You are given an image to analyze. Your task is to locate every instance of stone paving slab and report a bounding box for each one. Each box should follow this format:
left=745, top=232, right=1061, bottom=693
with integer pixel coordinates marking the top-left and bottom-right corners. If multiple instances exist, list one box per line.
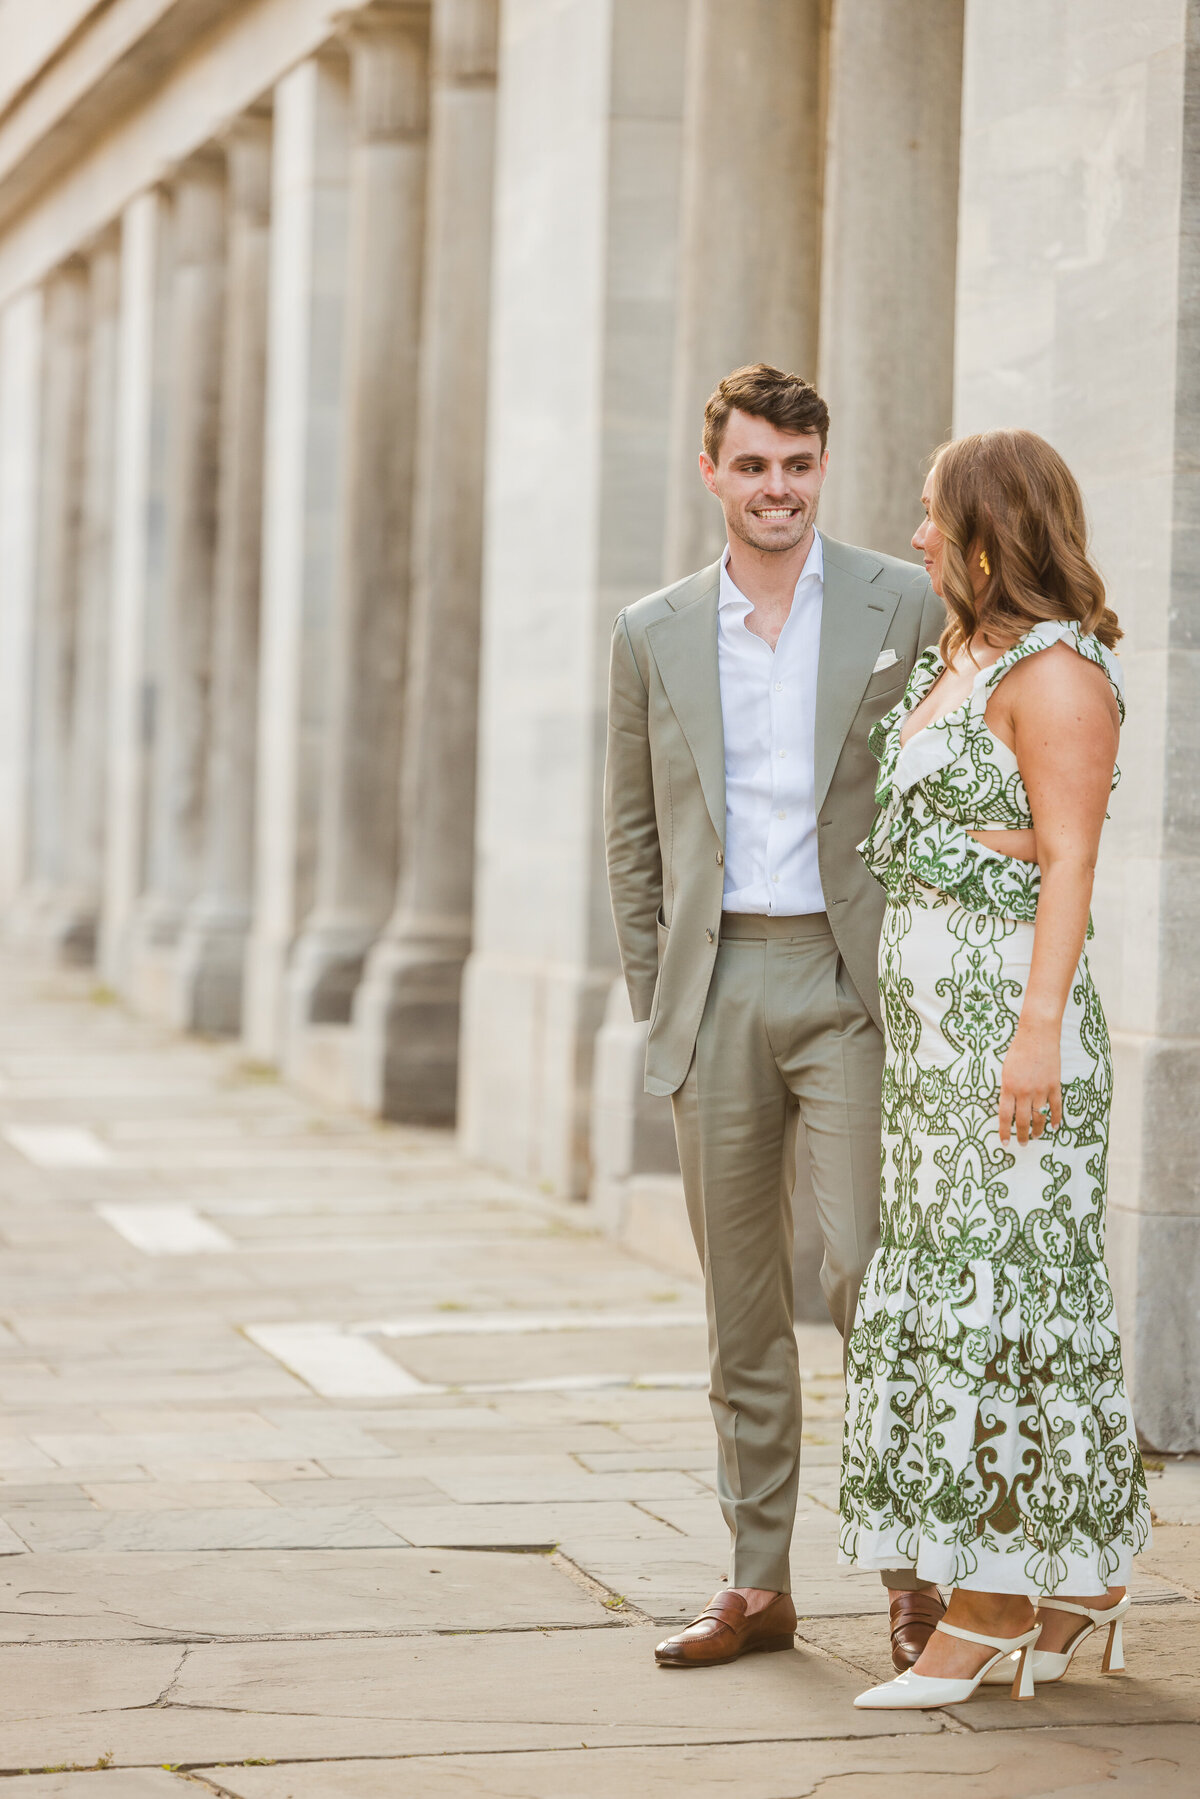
left=0, top=1629, right=935, bottom=1771
left=387, top=1326, right=711, bottom=1386
left=196, top=1723, right=1200, bottom=1798
left=248, top=1477, right=443, bottom=1507
left=0, top=1548, right=604, bottom=1641
left=346, top=1425, right=630, bottom=1458
left=391, top=1456, right=706, bottom=1505
left=376, top=1501, right=679, bottom=1546
left=7, top=1507, right=408, bottom=1553
left=78, top=1482, right=281, bottom=1512
left=1139, top=1525, right=1200, bottom=1597
left=27, top=1429, right=395, bottom=1468
left=563, top=1513, right=892, bottom=1624
left=572, top=1448, right=713, bottom=1472
left=1, top=1777, right=187, bottom=1797
left=0, top=1641, right=181, bottom=1721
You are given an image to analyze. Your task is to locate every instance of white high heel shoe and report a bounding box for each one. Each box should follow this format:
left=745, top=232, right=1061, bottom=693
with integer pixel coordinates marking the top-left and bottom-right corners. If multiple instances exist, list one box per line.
left=853, top=1618, right=1041, bottom=1709
left=981, top=1593, right=1130, bottom=1685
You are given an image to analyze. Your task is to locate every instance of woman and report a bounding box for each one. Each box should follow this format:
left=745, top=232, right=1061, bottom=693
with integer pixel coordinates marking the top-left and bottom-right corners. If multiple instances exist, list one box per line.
left=839, top=429, right=1152, bottom=1709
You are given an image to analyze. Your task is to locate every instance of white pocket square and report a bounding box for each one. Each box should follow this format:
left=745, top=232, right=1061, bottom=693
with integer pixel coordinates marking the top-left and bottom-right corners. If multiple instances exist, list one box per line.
left=872, top=648, right=899, bottom=673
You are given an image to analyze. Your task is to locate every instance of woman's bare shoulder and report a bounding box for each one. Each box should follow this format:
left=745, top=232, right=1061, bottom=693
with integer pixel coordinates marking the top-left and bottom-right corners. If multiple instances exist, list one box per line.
left=999, top=639, right=1120, bottom=725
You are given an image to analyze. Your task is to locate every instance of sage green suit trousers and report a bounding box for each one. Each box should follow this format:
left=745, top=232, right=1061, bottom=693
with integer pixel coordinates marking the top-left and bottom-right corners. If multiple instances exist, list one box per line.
left=671, top=911, right=922, bottom=1595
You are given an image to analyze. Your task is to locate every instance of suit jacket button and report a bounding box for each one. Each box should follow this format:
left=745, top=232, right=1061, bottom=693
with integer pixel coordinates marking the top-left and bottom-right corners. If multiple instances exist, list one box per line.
left=716, top=850, right=724, bottom=866
left=705, top=928, right=715, bottom=943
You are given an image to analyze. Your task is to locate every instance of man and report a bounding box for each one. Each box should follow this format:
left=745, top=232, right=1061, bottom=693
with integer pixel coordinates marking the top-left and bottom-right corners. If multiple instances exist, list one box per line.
left=604, top=364, right=945, bottom=1672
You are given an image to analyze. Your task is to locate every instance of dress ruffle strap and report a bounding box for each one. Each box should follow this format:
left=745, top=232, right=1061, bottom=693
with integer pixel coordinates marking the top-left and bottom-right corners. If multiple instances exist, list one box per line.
left=857, top=621, right=1122, bottom=923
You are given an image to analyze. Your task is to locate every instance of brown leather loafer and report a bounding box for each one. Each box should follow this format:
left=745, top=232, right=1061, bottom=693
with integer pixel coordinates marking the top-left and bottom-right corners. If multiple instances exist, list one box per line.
left=655, top=1590, right=797, bottom=1668
left=888, top=1589, right=946, bottom=1671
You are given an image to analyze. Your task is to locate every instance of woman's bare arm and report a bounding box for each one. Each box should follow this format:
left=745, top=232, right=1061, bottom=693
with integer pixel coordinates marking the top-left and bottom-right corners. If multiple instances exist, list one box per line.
left=993, top=644, right=1120, bottom=1144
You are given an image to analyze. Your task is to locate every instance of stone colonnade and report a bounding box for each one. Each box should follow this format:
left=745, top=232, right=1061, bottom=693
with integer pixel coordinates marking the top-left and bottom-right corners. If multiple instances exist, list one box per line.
left=0, top=0, right=1195, bottom=1446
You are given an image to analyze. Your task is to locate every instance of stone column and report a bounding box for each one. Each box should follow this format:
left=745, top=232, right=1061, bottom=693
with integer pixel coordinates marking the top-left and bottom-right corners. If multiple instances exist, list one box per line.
left=175, top=116, right=272, bottom=1033
left=603, top=0, right=824, bottom=1246
left=52, top=230, right=121, bottom=963
left=125, top=152, right=226, bottom=1018
left=0, top=290, right=43, bottom=910
left=353, top=0, right=498, bottom=1123
left=816, top=0, right=964, bottom=559
left=953, top=0, right=1199, bottom=1449
left=662, top=0, right=824, bottom=581
left=458, top=0, right=687, bottom=1197
left=243, top=53, right=350, bottom=1062
left=17, top=261, right=89, bottom=941
left=99, top=188, right=175, bottom=988
left=285, top=3, right=431, bottom=1055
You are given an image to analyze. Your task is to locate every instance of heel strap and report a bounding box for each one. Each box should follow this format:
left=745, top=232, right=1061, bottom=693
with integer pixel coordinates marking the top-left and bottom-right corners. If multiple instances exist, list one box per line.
left=1039, top=1595, right=1128, bottom=1622
left=935, top=1620, right=1039, bottom=1650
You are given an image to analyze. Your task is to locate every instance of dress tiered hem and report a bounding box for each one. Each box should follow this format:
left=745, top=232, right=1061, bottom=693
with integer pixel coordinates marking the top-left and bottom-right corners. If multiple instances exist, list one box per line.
left=836, top=1527, right=1136, bottom=1599
left=840, top=1243, right=1152, bottom=1598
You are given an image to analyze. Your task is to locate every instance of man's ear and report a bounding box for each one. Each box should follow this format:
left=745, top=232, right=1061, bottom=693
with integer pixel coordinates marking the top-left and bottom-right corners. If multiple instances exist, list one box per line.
left=699, top=451, right=719, bottom=497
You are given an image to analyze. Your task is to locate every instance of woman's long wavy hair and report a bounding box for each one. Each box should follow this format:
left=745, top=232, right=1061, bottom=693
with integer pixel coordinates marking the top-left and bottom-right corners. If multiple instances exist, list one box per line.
left=929, top=429, right=1121, bottom=664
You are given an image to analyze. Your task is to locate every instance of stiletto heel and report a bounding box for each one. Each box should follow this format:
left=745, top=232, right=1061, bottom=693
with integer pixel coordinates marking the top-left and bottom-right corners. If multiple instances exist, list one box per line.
left=1102, top=1614, right=1124, bottom=1673
left=854, top=1619, right=1041, bottom=1710
left=982, top=1593, right=1131, bottom=1685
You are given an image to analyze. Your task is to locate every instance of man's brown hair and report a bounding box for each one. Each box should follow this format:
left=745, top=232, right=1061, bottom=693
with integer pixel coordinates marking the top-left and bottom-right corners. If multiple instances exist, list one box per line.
left=702, top=363, right=830, bottom=463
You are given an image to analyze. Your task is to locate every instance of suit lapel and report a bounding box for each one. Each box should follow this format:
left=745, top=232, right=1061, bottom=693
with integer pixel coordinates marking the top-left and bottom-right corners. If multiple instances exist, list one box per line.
left=813, top=539, right=902, bottom=812
left=645, top=565, right=725, bottom=842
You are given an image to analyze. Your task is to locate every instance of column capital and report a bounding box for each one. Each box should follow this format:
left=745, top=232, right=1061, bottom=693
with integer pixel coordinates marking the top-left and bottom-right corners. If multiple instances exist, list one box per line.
left=169, top=148, right=227, bottom=264
left=218, top=113, right=272, bottom=223
left=336, top=1, right=431, bottom=141
left=433, top=0, right=498, bottom=85
left=47, top=250, right=89, bottom=286
left=81, top=219, right=121, bottom=267
left=86, top=228, right=121, bottom=309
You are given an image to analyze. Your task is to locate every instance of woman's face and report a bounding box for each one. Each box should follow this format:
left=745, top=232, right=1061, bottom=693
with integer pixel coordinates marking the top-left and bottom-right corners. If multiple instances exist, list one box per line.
left=912, top=470, right=946, bottom=595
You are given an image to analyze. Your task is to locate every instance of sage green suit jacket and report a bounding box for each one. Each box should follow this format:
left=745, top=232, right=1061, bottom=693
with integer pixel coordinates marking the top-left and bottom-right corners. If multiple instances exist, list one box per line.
left=604, top=535, right=945, bottom=1097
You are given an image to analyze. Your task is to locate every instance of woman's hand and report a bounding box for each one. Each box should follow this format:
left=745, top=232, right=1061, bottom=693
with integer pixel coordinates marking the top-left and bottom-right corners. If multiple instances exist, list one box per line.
left=998, top=1020, right=1062, bottom=1144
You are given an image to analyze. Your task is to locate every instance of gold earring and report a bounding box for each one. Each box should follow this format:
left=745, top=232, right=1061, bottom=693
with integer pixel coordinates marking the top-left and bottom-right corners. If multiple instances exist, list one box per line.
left=979, top=549, right=991, bottom=576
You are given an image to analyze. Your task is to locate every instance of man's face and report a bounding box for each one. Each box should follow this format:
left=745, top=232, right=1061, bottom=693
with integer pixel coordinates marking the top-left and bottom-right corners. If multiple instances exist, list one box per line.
left=699, top=411, right=828, bottom=553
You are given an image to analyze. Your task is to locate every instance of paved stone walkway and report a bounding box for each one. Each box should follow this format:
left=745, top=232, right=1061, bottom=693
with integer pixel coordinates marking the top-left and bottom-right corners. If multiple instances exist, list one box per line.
left=0, top=956, right=1195, bottom=1797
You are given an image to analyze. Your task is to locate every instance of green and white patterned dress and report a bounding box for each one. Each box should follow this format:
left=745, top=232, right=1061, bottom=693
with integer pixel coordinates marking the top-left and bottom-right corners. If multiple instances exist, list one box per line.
left=839, top=620, right=1151, bottom=1595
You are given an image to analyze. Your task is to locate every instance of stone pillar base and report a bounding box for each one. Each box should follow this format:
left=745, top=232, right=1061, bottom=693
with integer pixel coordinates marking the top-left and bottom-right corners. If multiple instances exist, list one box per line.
left=353, top=932, right=466, bottom=1124
left=172, top=904, right=250, bottom=1035
left=1109, top=1032, right=1200, bottom=1452
left=459, top=951, right=613, bottom=1199
left=588, top=979, right=678, bottom=1236
left=122, top=896, right=185, bottom=1019
left=41, top=902, right=98, bottom=968
left=241, top=927, right=293, bottom=1063
left=285, top=917, right=378, bottom=1031
left=5, top=885, right=98, bottom=967
left=283, top=1022, right=358, bottom=1110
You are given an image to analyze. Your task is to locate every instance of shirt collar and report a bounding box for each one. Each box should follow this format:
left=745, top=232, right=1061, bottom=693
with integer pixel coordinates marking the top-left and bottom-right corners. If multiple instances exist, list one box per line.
left=719, top=529, right=824, bottom=612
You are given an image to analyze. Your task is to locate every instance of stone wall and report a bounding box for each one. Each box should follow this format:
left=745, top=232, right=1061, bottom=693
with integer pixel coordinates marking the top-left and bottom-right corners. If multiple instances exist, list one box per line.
left=955, top=0, right=1200, bottom=1448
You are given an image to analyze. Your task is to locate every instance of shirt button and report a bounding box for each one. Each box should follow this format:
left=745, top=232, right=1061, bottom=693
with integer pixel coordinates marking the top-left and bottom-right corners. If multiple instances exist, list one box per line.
left=777, top=810, right=786, bottom=819
left=775, top=682, right=783, bottom=692
left=705, top=928, right=715, bottom=943
left=778, top=749, right=786, bottom=759
left=772, top=874, right=780, bottom=884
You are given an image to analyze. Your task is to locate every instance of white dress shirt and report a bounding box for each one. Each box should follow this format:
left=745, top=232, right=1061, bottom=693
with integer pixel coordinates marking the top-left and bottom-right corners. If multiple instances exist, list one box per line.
left=718, top=532, right=825, bottom=915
